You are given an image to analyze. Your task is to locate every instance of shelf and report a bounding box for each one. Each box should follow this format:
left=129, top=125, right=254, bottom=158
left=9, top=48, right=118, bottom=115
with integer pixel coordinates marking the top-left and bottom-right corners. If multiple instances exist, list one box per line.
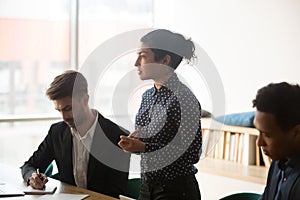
left=201, top=118, right=259, bottom=136
left=199, top=117, right=270, bottom=185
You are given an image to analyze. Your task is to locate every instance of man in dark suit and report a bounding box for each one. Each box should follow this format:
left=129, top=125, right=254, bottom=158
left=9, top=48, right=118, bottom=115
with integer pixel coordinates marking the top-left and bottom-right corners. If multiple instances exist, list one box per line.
left=253, top=82, right=300, bottom=200
left=21, top=70, right=130, bottom=198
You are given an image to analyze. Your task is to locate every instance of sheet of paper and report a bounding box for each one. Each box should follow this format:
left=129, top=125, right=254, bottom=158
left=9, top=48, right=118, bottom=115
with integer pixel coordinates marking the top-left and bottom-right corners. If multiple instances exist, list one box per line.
left=23, top=184, right=57, bottom=194
left=119, top=195, right=136, bottom=200
left=0, top=182, right=25, bottom=197
left=37, top=193, right=89, bottom=200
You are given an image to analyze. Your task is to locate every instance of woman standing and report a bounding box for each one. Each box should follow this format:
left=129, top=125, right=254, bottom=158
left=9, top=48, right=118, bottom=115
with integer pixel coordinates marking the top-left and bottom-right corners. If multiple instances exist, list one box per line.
left=119, top=29, right=202, bottom=200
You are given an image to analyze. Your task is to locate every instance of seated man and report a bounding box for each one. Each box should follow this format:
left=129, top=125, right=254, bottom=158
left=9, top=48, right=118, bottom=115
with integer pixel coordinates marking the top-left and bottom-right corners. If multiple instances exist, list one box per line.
left=21, top=70, right=130, bottom=198
left=253, top=82, right=300, bottom=200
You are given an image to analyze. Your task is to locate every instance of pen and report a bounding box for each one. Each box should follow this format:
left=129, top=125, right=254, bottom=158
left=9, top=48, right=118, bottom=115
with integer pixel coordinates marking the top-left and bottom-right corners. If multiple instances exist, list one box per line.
left=36, top=168, right=46, bottom=189
left=36, top=168, right=44, bottom=181
left=36, top=168, right=42, bottom=178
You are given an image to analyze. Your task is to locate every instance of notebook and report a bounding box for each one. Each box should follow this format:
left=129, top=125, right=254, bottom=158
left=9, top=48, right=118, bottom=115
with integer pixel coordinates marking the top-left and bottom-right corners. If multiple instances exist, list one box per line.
left=23, top=184, right=57, bottom=194
left=37, top=193, right=89, bottom=200
left=0, top=182, right=25, bottom=197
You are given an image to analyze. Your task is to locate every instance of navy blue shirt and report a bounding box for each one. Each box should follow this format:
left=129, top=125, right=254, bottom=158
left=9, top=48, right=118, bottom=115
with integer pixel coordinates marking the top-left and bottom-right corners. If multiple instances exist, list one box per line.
left=135, top=73, right=202, bottom=182
left=260, top=152, right=300, bottom=200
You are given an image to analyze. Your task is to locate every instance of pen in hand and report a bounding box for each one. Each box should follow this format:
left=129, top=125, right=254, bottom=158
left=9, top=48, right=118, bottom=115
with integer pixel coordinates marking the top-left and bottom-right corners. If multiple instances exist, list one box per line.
left=37, top=168, right=46, bottom=189
left=29, top=168, right=48, bottom=190
left=36, top=168, right=41, bottom=177
left=36, top=168, right=42, bottom=180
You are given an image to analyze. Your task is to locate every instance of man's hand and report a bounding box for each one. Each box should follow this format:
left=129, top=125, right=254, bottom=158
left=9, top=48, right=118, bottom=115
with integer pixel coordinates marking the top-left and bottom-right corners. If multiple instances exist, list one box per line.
left=29, top=171, right=48, bottom=190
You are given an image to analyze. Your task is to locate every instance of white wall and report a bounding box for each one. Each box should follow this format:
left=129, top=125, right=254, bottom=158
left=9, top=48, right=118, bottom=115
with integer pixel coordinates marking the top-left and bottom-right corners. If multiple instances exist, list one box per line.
left=153, top=0, right=300, bottom=113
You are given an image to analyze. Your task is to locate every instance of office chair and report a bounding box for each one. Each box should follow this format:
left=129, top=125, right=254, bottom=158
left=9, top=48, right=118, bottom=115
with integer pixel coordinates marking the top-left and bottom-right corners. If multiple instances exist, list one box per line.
left=44, top=163, right=53, bottom=177
left=125, top=178, right=142, bottom=199
left=44, top=162, right=59, bottom=180
left=219, top=192, right=261, bottom=200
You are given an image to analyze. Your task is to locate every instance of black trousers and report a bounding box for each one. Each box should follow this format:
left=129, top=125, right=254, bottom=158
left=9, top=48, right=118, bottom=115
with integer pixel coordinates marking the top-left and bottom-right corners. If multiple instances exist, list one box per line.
left=138, top=174, right=201, bottom=200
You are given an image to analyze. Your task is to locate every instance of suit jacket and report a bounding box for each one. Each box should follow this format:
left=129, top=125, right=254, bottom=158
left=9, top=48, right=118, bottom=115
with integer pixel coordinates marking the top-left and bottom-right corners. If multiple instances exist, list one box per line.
left=21, top=112, right=130, bottom=198
left=260, top=155, right=300, bottom=200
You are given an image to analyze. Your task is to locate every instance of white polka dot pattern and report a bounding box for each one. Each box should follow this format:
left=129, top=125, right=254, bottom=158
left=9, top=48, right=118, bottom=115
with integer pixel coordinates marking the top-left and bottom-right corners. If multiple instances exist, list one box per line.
left=136, top=73, right=202, bottom=182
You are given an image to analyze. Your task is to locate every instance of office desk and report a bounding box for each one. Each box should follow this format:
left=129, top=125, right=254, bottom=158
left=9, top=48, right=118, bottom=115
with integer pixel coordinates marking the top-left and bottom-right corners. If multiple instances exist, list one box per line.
left=0, top=163, right=118, bottom=200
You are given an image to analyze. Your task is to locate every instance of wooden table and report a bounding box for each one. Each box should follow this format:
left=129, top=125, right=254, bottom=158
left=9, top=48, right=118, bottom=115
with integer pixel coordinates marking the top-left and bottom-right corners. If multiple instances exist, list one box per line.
left=0, top=163, right=118, bottom=200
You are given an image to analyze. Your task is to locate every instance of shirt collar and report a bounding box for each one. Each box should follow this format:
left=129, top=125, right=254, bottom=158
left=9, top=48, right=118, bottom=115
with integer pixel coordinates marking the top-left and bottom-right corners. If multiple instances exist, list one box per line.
left=164, top=73, right=180, bottom=89
left=285, top=151, right=300, bottom=169
left=84, top=110, right=98, bottom=140
left=278, top=159, right=288, bottom=170
left=150, top=73, right=180, bottom=96
left=71, top=110, right=98, bottom=140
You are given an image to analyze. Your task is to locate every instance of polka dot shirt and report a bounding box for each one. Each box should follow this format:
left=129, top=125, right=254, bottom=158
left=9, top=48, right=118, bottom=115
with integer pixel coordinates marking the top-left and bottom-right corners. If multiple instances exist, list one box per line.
left=136, top=73, right=202, bottom=182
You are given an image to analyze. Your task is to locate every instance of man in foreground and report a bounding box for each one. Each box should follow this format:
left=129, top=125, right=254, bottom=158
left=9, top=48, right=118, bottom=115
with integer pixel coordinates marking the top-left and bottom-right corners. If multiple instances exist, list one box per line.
left=253, top=82, right=300, bottom=200
left=21, top=70, right=130, bottom=198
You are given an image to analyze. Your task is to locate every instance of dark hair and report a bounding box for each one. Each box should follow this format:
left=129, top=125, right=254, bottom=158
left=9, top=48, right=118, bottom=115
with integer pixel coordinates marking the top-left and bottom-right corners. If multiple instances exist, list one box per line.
left=253, top=82, right=300, bottom=131
left=46, top=70, right=88, bottom=100
left=140, top=29, right=196, bottom=69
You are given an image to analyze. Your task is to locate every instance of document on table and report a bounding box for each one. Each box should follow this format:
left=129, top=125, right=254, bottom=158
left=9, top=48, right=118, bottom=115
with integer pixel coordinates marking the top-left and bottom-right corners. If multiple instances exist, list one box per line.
left=0, top=182, right=25, bottom=197
left=37, top=193, right=89, bottom=200
left=119, top=195, right=136, bottom=200
left=23, top=184, right=57, bottom=194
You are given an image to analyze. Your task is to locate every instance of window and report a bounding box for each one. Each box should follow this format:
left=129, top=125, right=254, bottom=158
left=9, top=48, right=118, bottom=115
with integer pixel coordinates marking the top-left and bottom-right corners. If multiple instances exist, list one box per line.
left=0, top=0, right=153, bottom=167
left=0, top=0, right=71, bottom=116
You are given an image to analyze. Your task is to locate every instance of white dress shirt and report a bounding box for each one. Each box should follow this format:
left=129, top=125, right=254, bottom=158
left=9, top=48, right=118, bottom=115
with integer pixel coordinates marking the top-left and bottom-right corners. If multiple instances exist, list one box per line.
left=70, top=111, right=98, bottom=188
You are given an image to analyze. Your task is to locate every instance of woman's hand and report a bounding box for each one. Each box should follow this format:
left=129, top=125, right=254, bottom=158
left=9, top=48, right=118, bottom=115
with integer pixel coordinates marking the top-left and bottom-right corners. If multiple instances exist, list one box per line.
left=118, top=131, right=145, bottom=153
left=128, top=130, right=140, bottom=139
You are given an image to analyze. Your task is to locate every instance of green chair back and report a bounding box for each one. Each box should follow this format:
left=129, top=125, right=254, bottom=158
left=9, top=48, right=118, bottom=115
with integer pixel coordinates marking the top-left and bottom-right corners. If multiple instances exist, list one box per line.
left=219, top=192, right=261, bottom=200
left=44, top=162, right=59, bottom=179
left=125, top=178, right=142, bottom=199
left=44, top=163, right=53, bottom=177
